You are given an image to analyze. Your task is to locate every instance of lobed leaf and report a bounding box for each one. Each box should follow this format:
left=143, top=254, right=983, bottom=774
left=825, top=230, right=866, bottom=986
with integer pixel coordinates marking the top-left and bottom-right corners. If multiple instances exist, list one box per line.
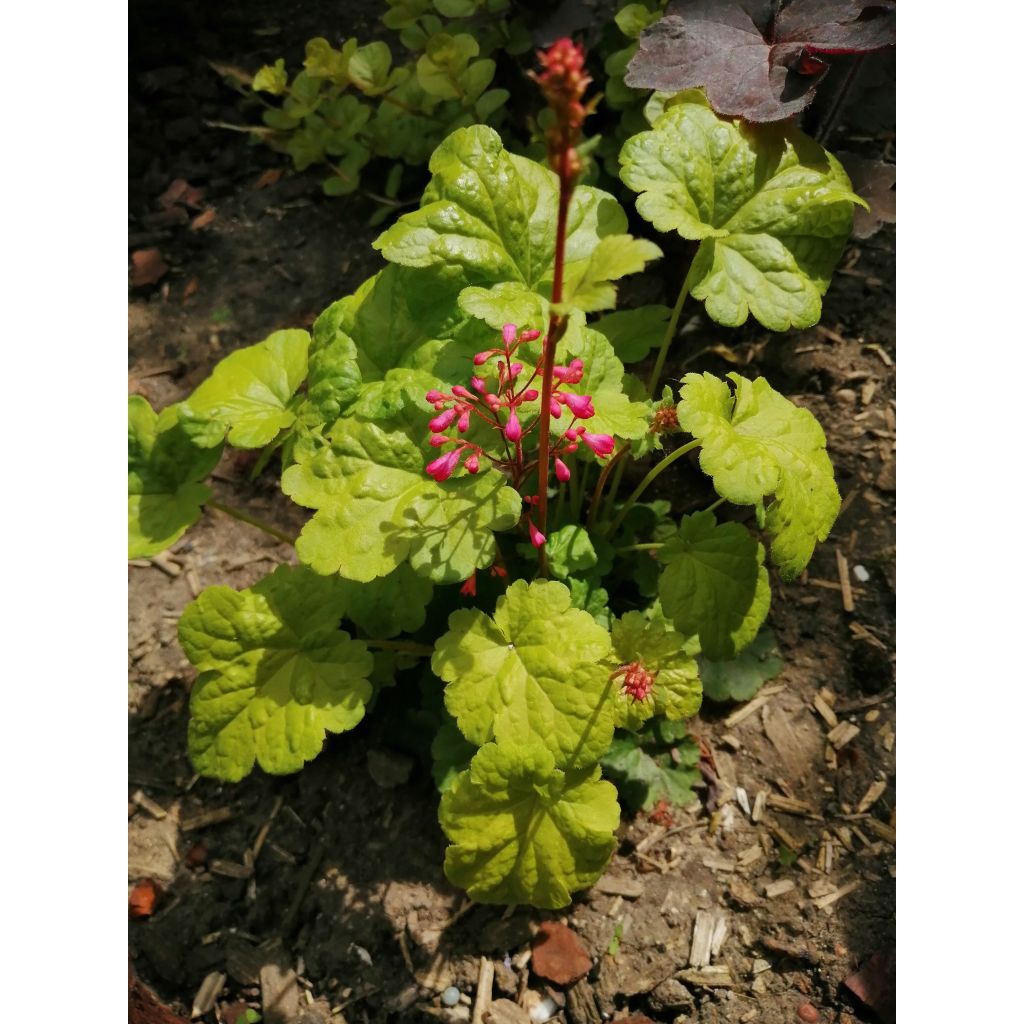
left=433, top=580, right=615, bottom=769
left=601, top=733, right=700, bottom=812
left=677, top=372, right=840, bottom=578
left=180, top=565, right=374, bottom=781
left=700, top=628, right=783, bottom=702
left=128, top=397, right=223, bottom=558
left=619, top=103, right=865, bottom=331
left=439, top=740, right=619, bottom=907
left=591, top=305, right=671, bottom=364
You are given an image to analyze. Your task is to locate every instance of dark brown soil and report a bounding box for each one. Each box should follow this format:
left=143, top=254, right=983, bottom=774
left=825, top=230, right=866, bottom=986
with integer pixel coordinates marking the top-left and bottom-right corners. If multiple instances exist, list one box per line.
left=129, top=5, right=895, bottom=1023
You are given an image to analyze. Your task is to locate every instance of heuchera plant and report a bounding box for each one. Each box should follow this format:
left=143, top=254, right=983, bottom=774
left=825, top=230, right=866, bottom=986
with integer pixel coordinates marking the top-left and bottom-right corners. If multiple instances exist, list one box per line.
left=128, top=38, right=866, bottom=908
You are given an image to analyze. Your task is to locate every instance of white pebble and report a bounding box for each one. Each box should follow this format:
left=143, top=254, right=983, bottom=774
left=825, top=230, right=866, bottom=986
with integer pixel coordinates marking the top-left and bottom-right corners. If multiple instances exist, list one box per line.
left=441, top=986, right=461, bottom=1007
left=530, top=996, right=559, bottom=1023
left=852, top=564, right=870, bottom=582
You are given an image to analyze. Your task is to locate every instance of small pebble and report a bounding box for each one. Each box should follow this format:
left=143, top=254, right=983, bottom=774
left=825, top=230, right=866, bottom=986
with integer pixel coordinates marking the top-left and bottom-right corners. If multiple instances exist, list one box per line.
left=441, top=986, right=461, bottom=1007
left=835, top=388, right=857, bottom=406
left=797, top=1002, right=820, bottom=1023
left=530, top=996, right=558, bottom=1023
left=852, top=564, right=870, bottom=582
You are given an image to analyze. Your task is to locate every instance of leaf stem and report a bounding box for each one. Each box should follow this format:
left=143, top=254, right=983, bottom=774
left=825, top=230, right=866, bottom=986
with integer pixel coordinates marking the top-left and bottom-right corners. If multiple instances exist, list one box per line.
left=206, top=500, right=296, bottom=546
left=646, top=264, right=694, bottom=396
left=604, top=440, right=700, bottom=539
left=704, top=496, right=726, bottom=514
left=363, top=639, right=434, bottom=656
left=587, top=443, right=630, bottom=531
left=616, top=542, right=663, bottom=554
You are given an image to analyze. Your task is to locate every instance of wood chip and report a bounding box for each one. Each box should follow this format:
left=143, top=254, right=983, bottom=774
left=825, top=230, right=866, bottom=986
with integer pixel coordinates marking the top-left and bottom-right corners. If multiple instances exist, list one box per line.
left=724, top=684, right=785, bottom=728
left=132, top=789, right=167, bottom=820
left=594, top=875, right=644, bottom=899
left=865, top=819, right=896, bottom=845
left=751, top=791, right=767, bottom=823
left=210, top=858, right=254, bottom=880
left=690, top=910, right=727, bottom=967
left=764, top=879, right=795, bottom=899
left=149, top=551, right=182, bottom=577
left=766, top=794, right=822, bottom=819
left=812, top=694, right=839, bottom=729
left=676, top=966, right=734, bottom=988
left=835, top=549, right=854, bottom=613
left=813, top=880, right=860, bottom=909
left=484, top=999, right=531, bottom=1024
left=192, top=971, right=225, bottom=1018
left=856, top=779, right=888, bottom=815
left=702, top=855, right=736, bottom=873
left=181, top=807, right=233, bottom=832
left=827, top=721, right=861, bottom=749
left=472, top=956, right=494, bottom=1024
left=721, top=733, right=742, bottom=751
left=809, top=879, right=836, bottom=899
left=260, top=945, right=301, bottom=1023
left=738, top=844, right=762, bottom=867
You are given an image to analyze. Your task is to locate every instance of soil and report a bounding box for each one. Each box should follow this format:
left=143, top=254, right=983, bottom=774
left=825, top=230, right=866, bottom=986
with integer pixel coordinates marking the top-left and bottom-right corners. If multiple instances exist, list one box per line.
left=129, top=5, right=896, bottom=1023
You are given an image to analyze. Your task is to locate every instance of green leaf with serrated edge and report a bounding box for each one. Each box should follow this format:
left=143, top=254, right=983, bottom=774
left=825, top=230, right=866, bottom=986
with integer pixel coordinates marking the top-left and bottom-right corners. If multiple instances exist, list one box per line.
left=458, top=282, right=549, bottom=332
left=128, top=398, right=223, bottom=558
left=433, top=579, right=615, bottom=768
left=180, top=329, right=310, bottom=448
left=620, top=103, right=866, bottom=330
left=351, top=368, right=443, bottom=421
left=406, top=472, right=521, bottom=584
left=180, top=565, right=373, bottom=781
left=439, top=740, right=619, bottom=907
left=601, top=734, right=699, bottom=812
left=700, top=628, right=783, bottom=703
left=658, top=511, right=770, bottom=660
left=609, top=612, right=702, bottom=732
left=373, top=126, right=642, bottom=307
left=337, top=565, right=434, bottom=639
left=298, top=304, right=361, bottom=426
left=677, top=372, right=840, bottom=579
left=562, top=235, right=662, bottom=313
left=545, top=525, right=599, bottom=580
left=567, top=576, right=611, bottom=629
left=591, top=305, right=671, bottom=364
left=431, top=717, right=476, bottom=793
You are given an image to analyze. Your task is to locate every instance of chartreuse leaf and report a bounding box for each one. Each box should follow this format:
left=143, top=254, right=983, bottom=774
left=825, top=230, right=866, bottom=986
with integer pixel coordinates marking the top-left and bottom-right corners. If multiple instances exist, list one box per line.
left=298, top=303, right=362, bottom=427
left=591, top=305, right=671, bottom=364
left=180, top=330, right=310, bottom=448
left=433, top=580, right=616, bottom=769
left=373, top=126, right=652, bottom=307
left=439, top=740, right=619, bottom=907
left=458, top=282, right=548, bottom=333
left=180, top=565, right=373, bottom=781
left=658, top=511, right=770, bottom=660
left=701, top=628, right=783, bottom=703
left=619, top=103, right=866, bottom=330
left=677, top=372, right=840, bottom=578
left=282, top=418, right=520, bottom=583
left=253, top=58, right=288, bottom=95
left=567, top=576, right=611, bottom=629
left=601, top=733, right=700, bottom=812
left=337, top=564, right=433, bottom=639
left=128, top=397, right=223, bottom=558
left=562, top=235, right=663, bottom=313
left=431, top=718, right=476, bottom=793
left=545, top=525, right=599, bottom=580
left=609, top=612, right=702, bottom=731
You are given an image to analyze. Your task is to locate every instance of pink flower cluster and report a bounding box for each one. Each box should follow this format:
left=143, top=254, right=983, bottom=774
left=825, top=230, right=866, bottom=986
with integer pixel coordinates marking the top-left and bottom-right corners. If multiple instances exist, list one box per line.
left=423, top=322, right=615, bottom=548
left=611, top=661, right=657, bottom=704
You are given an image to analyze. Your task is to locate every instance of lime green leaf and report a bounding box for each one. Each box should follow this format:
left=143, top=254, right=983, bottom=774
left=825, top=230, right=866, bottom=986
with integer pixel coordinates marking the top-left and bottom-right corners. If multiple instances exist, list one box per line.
left=591, top=305, right=671, bottom=364
left=431, top=718, right=476, bottom=793
left=180, top=330, right=310, bottom=448
left=439, top=740, right=619, bottom=907
left=433, top=580, right=615, bottom=768
left=615, top=3, right=658, bottom=38
left=253, top=58, right=287, bottom=95
left=338, top=564, right=434, bottom=639
left=303, top=37, right=352, bottom=83
left=349, top=42, right=394, bottom=95
left=299, top=305, right=361, bottom=426
left=677, top=371, right=840, bottom=578
left=609, top=612, right=702, bottom=731
left=700, top=628, right=783, bottom=703
left=562, top=235, right=662, bottom=313
left=620, top=103, right=865, bottom=330
left=567, top=576, right=611, bottom=629
left=180, top=565, right=374, bottom=781
left=458, top=282, right=549, bottom=332
left=601, top=734, right=699, bottom=812
left=434, top=0, right=477, bottom=15
left=373, top=126, right=640, bottom=307
left=417, top=33, right=479, bottom=98
left=545, top=525, right=599, bottom=580
left=406, top=472, right=521, bottom=584
left=128, top=398, right=223, bottom=558
left=658, top=511, right=770, bottom=660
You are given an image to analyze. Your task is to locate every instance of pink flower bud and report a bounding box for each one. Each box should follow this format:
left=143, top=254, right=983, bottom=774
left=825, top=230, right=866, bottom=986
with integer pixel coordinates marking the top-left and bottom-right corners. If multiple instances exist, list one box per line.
left=565, top=427, right=580, bottom=441
left=549, top=399, right=562, bottom=418
left=425, top=448, right=463, bottom=482
left=458, top=411, right=471, bottom=433
left=470, top=376, right=487, bottom=393
left=474, top=350, right=495, bottom=365
left=563, top=393, right=595, bottom=419
left=581, top=431, right=614, bottom=457
left=554, top=457, right=571, bottom=482
left=451, top=385, right=471, bottom=399
left=465, top=454, right=480, bottom=474
left=522, top=389, right=539, bottom=402
left=429, top=408, right=457, bottom=432
left=520, top=329, right=542, bottom=342
left=429, top=434, right=449, bottom=447
left=486, top=395, right=501, bottom=411
left=509, top=362, right=523, bottom=377
left=552, top=365, right=571, bottom=381
left=529, top=519, right=546, bottom=548
left=502, top=323, right=518, bottom=347
left=425, top=390, right=446, bottom=404
left=505, top=408, right=522, bottom=442
left=565, top=442, right=579, bottom=453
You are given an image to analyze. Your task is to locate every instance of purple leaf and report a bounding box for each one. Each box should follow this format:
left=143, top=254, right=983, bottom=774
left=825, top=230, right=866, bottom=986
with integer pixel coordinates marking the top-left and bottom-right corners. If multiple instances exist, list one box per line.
left=626, top=0, right=895, bottom=123
left=836, top=152, right=895, bottom=239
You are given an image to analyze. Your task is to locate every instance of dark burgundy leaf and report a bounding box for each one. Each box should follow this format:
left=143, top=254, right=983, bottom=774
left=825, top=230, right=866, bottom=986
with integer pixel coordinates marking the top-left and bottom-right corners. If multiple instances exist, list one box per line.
left=837, top=152, right=895, bottom=239
left=626, top=0, right=895, bottom=123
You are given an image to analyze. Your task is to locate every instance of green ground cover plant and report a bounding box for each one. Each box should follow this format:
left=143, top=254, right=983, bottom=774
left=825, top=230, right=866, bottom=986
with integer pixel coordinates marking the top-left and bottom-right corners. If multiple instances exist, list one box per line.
left=129, top=36, right=866, bottom=908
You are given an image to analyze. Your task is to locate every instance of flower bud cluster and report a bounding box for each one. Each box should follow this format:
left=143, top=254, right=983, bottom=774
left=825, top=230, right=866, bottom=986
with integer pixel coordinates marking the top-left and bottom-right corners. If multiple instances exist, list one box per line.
left=611, top=660, right=657, bottom=704
left=423, top=321, right=615, bottom=549
left=534, top=37, right=594, bottom=180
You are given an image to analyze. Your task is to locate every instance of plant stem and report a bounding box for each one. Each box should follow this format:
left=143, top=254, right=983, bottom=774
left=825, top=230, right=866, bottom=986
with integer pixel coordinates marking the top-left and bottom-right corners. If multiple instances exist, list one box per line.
left=602, top=455, right=629, bottom=525
left=616, top=542, right=664, bottom=554
left=363, top=639, right=434, bottom=656
left=206, top=500, right=296, bottom=546
left=646, top=265, right=694, bottom=396
left=704, top=496, right=726, bottom=514
left=604, top=440, right=700, bottom=539
left=587, top=443, right=630, bottom=531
